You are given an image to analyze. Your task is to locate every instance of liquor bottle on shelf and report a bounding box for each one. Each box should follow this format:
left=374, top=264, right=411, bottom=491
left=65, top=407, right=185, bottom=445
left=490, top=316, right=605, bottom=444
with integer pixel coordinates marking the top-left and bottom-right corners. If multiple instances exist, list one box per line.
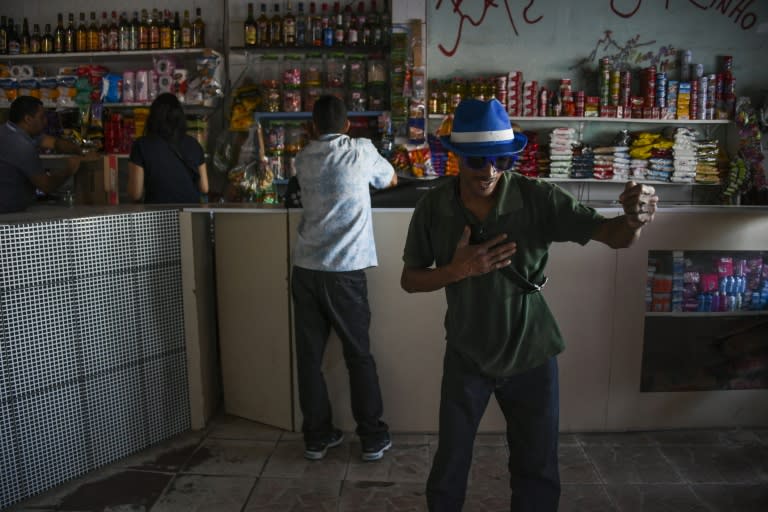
left=192, top=7, right=205, bottom=48
left=347, top=4, right=358, bottom=46
left=380, top=0, right=391, bottom=47
left=283, top=1, right=296, bottom=47
left=20, top=18, right=30, bottom=54
left=98, top=12, right=109, bottom=51
left=149, top=9, right=160, bottom=50
left=321, top=3, right=332, bottom=47
left=171, top=11, right=182, bottom=49
left=368, top=0, right=382, bottom=47
left=108, top=11, right=119, bottom=51
left=256, top=3, right=269, bottom=47
left=7, top=19, right=20, bottom=55
left=53, top=14, right=65, bottom=53
left=87, top=12, right=99, bottom=52
left=356, top=1, right=368, bottom=46
left=181, top=9, right=192, bottom=48
left=129, top=11, right=140, bottom=51
left=244, top=3, right=257, bottom=47
left=333, top=2, right=344, bottom=47
left=342, top=3, right=354, bottom=45
left=309, top=2, right=321, bottom=47
left=76, top=13, right=87, bottom=52
left=41, top=23, right=54, bottom=53
left=159, top=10, right=172, bottom=49
left=30, top=23, right=41, bottom=54
left=138, top=9, right=150, bottom=50
left=269, top=3, right=282, bottom=48
left=295, top=2, right=306, bottom=47
left=65, top=13, right=76, bottom=53
left=0, top=16, right=7, bottom=55
left=119, top=12, right=131, bottom=51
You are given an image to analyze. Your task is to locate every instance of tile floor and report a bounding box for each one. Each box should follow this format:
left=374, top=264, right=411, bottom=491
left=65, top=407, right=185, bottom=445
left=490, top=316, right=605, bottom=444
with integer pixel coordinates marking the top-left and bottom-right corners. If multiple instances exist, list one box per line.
left=6, top=414, right=768, bottom=512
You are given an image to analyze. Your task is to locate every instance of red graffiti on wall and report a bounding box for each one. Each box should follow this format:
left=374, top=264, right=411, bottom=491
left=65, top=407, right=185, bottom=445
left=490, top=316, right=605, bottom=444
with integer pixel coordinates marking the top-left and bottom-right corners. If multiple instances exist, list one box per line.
left=610, top=0, right=758, bottom=30
left=435, top=0, right=543, bottom=57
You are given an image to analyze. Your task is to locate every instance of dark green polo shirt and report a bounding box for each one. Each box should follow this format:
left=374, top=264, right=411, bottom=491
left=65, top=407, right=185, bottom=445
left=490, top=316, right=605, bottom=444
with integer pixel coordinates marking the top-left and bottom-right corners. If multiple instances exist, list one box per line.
left=403, top=172, right=605, bottom=377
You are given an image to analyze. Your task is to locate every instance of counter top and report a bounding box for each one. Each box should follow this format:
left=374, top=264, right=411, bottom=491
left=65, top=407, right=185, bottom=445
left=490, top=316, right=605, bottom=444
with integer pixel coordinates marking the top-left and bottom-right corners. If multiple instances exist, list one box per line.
left=0, top=204, right=182, bottom=224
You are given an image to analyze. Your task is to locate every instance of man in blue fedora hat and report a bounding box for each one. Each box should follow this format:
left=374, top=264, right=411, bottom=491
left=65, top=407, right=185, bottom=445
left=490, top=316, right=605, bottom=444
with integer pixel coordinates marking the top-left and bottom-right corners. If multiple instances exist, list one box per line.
left=400, top=98, right=658, bottom=511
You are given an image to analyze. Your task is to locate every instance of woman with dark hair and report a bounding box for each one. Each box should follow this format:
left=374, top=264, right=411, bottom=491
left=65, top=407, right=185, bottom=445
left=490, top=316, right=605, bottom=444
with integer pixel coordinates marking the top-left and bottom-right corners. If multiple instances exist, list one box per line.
left=127, top=93, right=209, bottom=203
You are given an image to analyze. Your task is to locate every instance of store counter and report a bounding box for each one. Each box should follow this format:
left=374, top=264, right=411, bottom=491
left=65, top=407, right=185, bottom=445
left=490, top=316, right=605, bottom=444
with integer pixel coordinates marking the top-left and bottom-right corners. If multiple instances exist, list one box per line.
left=181, top=204, right=768, bottom=434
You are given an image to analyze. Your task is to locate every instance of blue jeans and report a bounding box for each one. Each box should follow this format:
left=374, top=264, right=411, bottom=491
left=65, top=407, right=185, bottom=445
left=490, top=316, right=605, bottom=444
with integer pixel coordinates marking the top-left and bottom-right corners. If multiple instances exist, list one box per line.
left=427, top=347, right=560, bottom=512
left=291, top=266, right=389, bottom=444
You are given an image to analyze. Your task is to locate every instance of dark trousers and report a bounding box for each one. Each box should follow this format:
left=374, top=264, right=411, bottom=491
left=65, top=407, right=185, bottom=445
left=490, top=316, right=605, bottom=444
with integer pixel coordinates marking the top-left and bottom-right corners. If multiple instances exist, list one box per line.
left=426, top=347, right=560, bottom=512
left=291, top=266, right=388, bottom=444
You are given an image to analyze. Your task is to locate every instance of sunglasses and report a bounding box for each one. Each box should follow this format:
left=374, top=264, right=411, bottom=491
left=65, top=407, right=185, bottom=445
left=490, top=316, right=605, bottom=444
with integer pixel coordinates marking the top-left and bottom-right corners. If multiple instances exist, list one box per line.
left=461, top=155, right=516, bottom=171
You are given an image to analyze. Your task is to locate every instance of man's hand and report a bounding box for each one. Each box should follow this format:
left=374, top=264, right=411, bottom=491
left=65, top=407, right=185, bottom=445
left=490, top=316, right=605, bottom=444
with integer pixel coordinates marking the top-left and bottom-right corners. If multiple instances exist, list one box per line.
left=619, top=181, right=659, bottom=229
left=451, top=226, right=517, bottom=280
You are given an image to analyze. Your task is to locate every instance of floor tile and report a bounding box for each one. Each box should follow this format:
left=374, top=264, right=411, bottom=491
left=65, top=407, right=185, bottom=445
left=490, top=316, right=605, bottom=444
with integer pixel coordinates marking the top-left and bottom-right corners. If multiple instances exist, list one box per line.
left=584, top=446, right=682, bottom=484
left=691, top=483, right=768, bottom=512
left=117, top=431, right=205, bottom=472
left=206, top=414, right=284, bottom=442
left=347, top=444, right=430, bottom=483
left=243, top=477, right=341, bottom=511
left=261, top=439, right=350, bottom=480
left=606, top=484, right=709, bottom=512
left=180, top=438, right=275, bottom=476
left=577, top=432, right=657, bottom=447
left=54, top=470, right=172, bottom=511
left=559, top=484, right=617, bottom=512
left=6, top=466, right=120, bottom=509
left=661, top=445, right=766, bottom=483
left=752, top=429, right=768, bottom=444
left=466, top=444, right=508, bottom=485
left=560, top=433, right=581, bottom=446
left=150, top=474, right=255, bottom=512
left=338, top=481, right=426, bottom=512
left=560, top=445, right=601, bottom=484
left=650, top=428, right=762, bottom=446
left=464, top=479, right=510, bottom=512
left=390, top=433, right=432, bottom=446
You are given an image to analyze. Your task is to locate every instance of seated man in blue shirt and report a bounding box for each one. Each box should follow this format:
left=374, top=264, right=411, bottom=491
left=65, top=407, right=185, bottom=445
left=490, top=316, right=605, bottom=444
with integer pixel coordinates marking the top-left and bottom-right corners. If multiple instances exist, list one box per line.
left=0, top=95, right=83, bottom=214
left=291, top=95, right=397, bottom=462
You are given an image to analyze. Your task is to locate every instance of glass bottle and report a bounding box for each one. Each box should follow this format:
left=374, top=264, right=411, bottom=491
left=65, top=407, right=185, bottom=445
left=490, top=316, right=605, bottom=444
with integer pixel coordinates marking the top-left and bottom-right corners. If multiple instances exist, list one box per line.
left=368, top=0, right=381, bottom=47
left=149, top=9, right=160, bottom=50
left=53, top=14, right=65, bottom=53
left=309, top=2, right=321, bottom=47
left=282, top=1, right=296, bottom=47
left=7, top=19, right=20, bottom=55
left=346, top=4, right=358, bottom=46
left=295, top=2, right=306, bottom=47
left=30, top=23, right=41, bottom=54
left=0, top=16, right=6, bottom=55
left=98, top=12, right=109, bottom=51
left=321, top=3, right=332, bottom=47
left=20, top=18, right=30, bottom=54
left=41, top=23, right=54, bottom=53
left=333, top=2, right=344, bottom=46
left=269, top=3, right=282, bottom=48
left=357, top=2, right=369, bottom=46
left=65, top=13, right=76, bottom=53
left=192, top=7, right=205, bottom=48
left=119, top=12, right=131, bottom=51
left=380, top=0, right=391, bottom=47
left=171, top=11, right=181, bottom=49
left=87, top=12, right=99, bottom=51
left=138, top=9, right=149, bottom=50
left=76, top=13, right=87, bottom=52
left=159, top=10, right=172, bottom=49
left=244, top=3, right=257, bottom=47
left=108, top=11, right=119, bottom=51
left=129, top=11, right=140, bottom=51
left=256, top=3, right=269, bottom=47
left=181, top=9, right=192, bottom=48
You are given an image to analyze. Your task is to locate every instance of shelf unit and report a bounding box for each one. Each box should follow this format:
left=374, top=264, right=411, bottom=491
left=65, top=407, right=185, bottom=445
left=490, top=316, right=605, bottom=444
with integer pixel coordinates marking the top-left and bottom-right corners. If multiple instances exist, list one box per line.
left=2, top=48, right=212, bottom=61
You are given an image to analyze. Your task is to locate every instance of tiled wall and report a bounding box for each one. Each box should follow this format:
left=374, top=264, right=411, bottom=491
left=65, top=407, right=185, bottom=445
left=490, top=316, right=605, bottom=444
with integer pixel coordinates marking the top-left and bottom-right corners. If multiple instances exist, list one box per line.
left=0, top=210, right=190, bottom=509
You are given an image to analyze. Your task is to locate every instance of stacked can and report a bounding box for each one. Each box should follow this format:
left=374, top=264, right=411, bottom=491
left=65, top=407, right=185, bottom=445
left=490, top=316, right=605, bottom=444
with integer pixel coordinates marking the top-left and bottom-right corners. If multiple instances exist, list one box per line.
left=705, top=74, right=716, bottom=120
left=690, top=79, right=699, bottom=120
left=506, top=71, right=522, bottom=116
left=697, top=75, right=708, bottom=120
left=655, top=71, right=667, bottom=111
left=599, top=58, right=611, bottom=107
left=609, top=69, right=620, bottom=107
left=538, top=88, right=549, bottom=117
left=495, top=75, right=507, bottom=109
left=680, top=50, right=692, bottom=82
left=642, top=66, right=656, bottom=109
left=620, top=71, right=632, bottom=110
left=575, top=90, right=585, bottom=117
left=523, top=81, right=538, bottom=116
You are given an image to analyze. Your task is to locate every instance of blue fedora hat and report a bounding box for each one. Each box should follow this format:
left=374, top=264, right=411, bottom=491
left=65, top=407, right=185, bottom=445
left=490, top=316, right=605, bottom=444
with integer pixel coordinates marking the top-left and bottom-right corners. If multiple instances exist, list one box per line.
left=439, top=98, right=527, bottom=157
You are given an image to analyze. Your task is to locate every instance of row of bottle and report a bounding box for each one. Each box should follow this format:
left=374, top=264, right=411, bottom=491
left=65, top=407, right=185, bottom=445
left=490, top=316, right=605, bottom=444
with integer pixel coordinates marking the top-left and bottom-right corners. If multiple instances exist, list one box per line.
left=244, top=0, right=390, bottom=48
left=0, top=9, right=205, bottom=55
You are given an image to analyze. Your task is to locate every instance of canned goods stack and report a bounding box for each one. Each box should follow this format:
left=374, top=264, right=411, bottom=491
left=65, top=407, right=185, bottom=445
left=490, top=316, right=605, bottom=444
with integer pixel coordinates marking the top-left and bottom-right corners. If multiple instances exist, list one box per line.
left=655, top=71, right=667, bottom=111
left=642, top=66, right=655, bottom=109
left=598, top=57, right=611, bottom=107
left=619, top=71, right=631, bottom=110
left=506, top=71, right=522, bottom=116
left=495, top=75, right=507, bottom=108
left=523, top=81, right=538, bottom=116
